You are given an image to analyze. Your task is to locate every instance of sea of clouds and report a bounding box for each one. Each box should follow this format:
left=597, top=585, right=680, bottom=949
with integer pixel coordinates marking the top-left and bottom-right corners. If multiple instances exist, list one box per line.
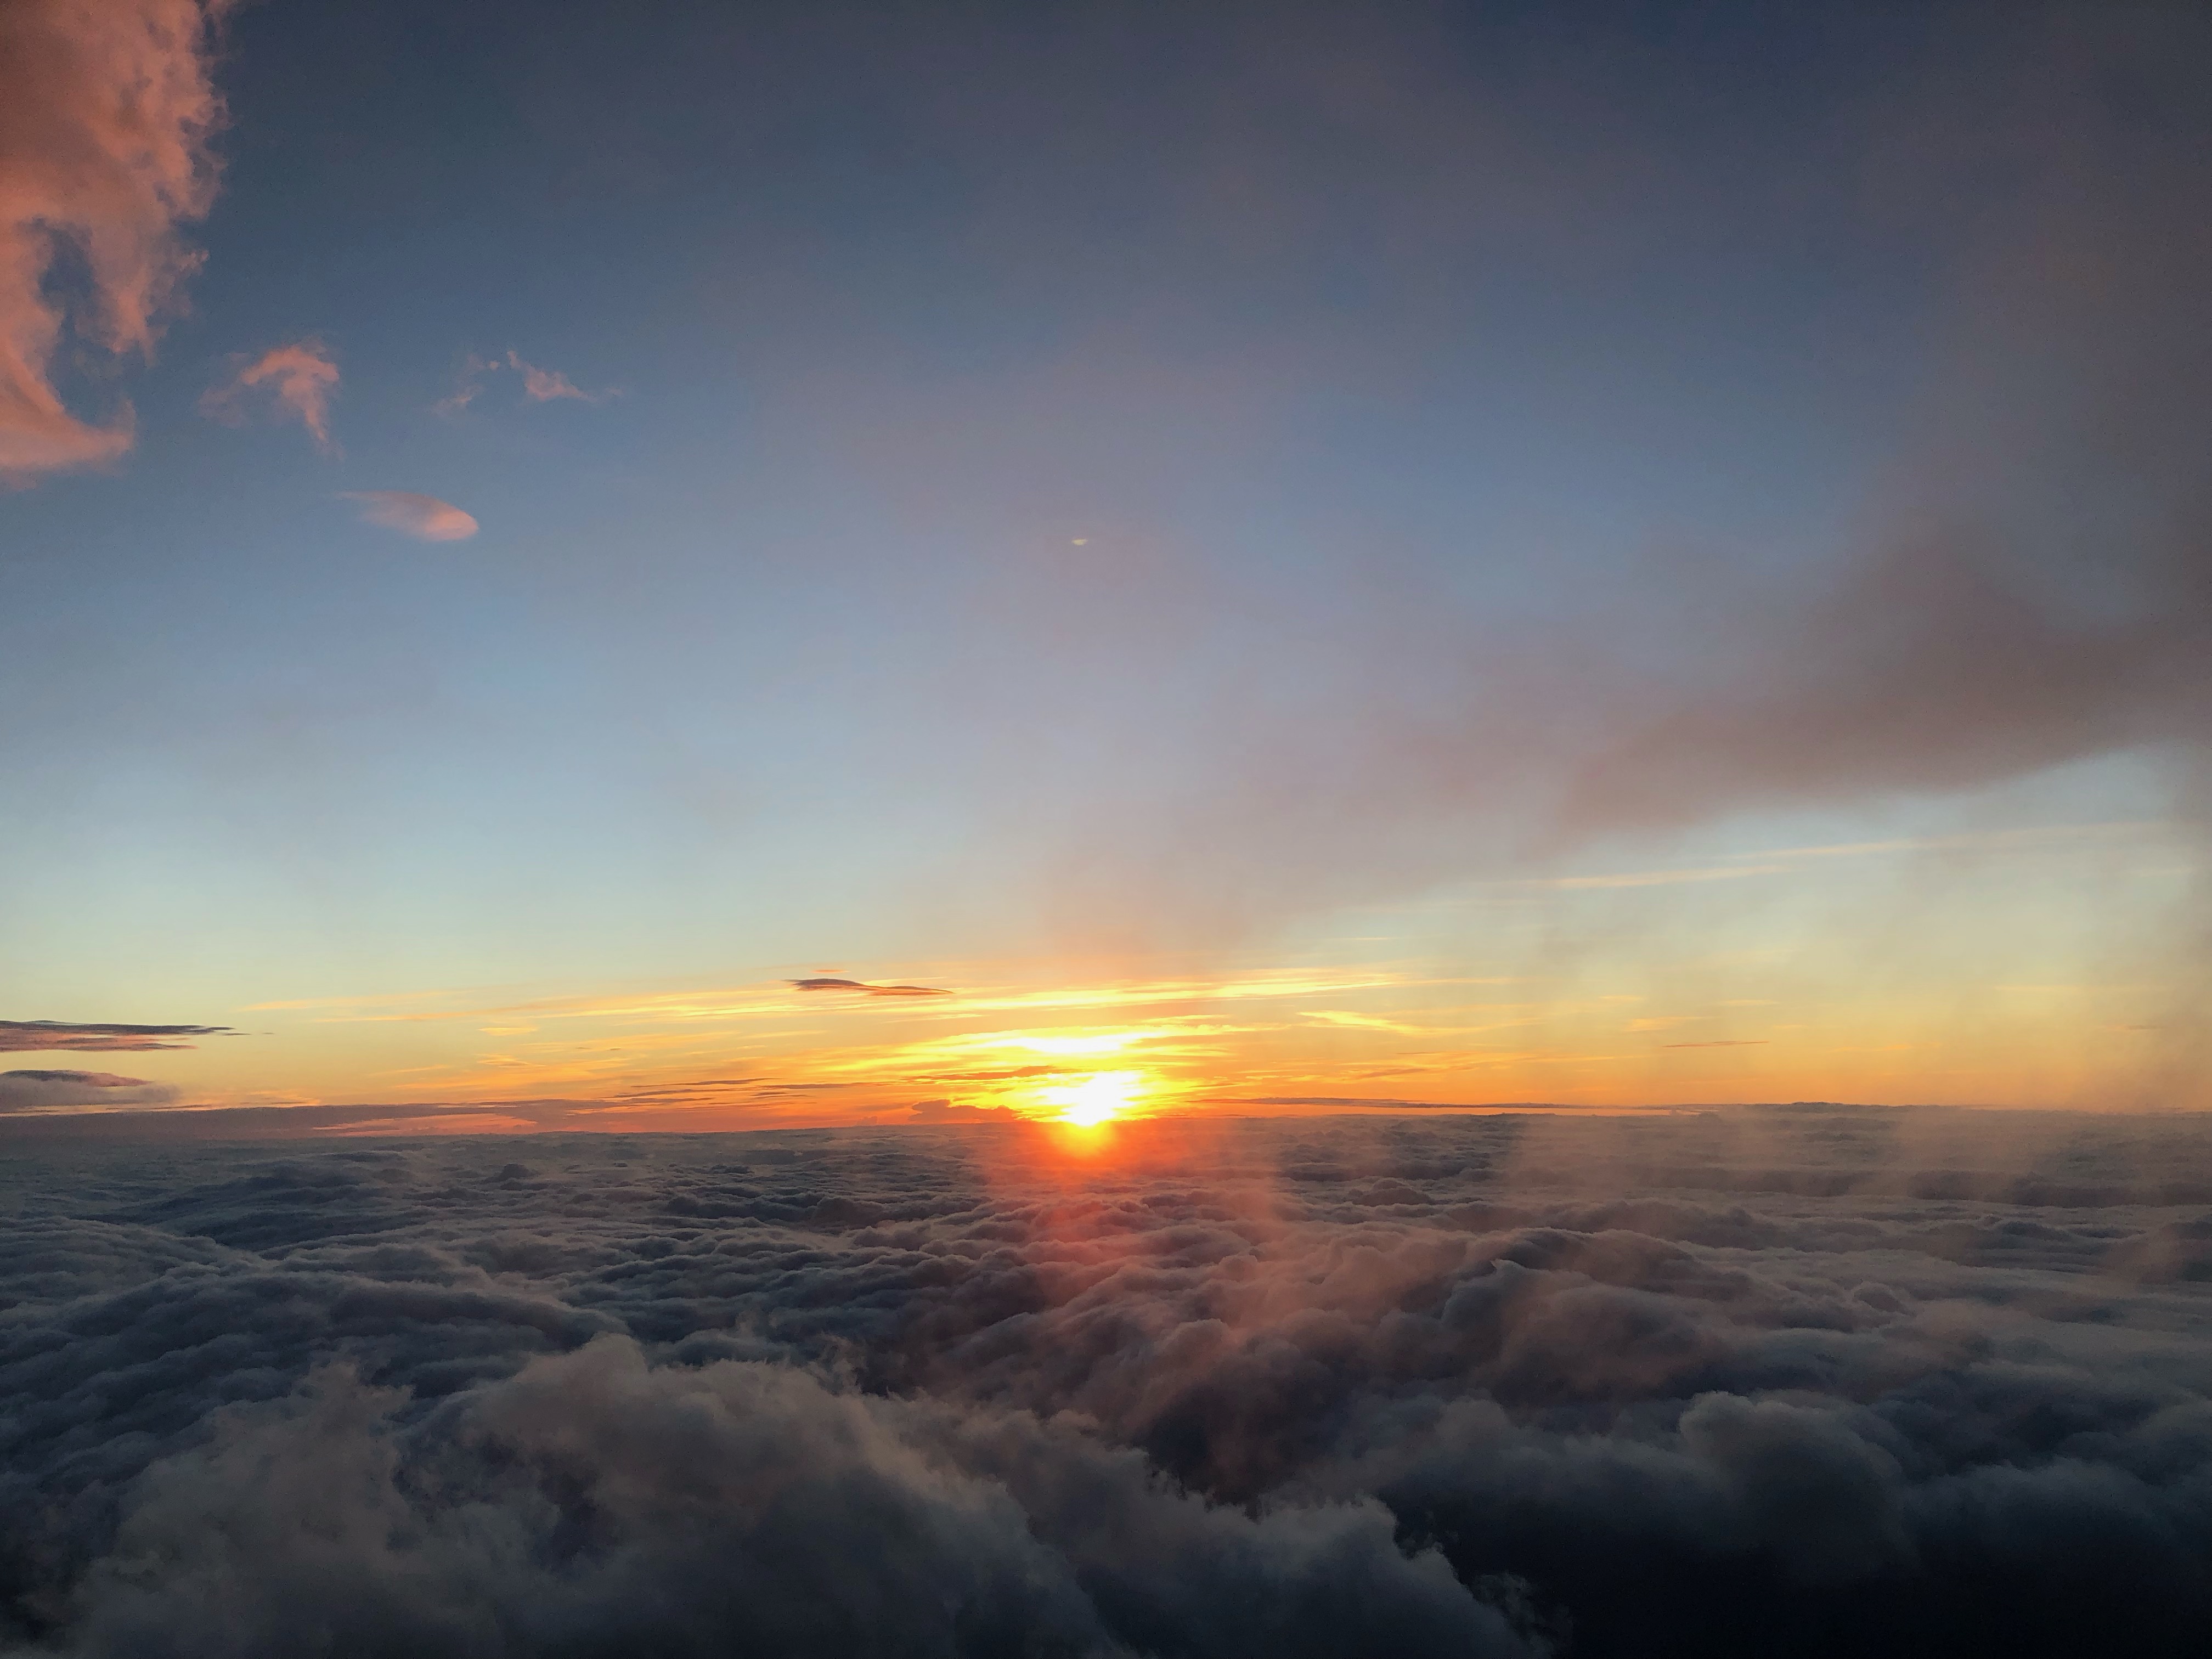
left=3, top=1108, right=2209, bottom=1657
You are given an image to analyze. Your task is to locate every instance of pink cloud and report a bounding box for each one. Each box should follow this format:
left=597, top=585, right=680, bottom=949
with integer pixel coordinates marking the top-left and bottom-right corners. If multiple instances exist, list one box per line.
left=341, top=490, right=480, bottom=542
left=507, top=351, right=596, bottom=402
left=435, top=350, right=609, bottom=414
left=201, top=340, right=341, bottom=450
left=0, top=0, right=232, bottom=484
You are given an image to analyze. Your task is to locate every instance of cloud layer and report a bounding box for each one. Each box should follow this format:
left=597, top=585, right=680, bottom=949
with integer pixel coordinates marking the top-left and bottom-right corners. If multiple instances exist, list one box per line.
left=0, top=0, right=229, bottom=482
left=341, top=490, right=480, bottom=541
left=2, top=1108, right=2208, bottom=1656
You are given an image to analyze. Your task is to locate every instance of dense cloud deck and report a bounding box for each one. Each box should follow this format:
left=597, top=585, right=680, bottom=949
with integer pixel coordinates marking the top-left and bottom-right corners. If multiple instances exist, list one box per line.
left=3, top=1108, right=2209, bottom=1657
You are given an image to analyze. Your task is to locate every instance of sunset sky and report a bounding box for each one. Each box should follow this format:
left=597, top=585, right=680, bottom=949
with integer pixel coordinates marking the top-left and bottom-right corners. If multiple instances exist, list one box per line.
left=4, top=0, right=2207, bottom=1128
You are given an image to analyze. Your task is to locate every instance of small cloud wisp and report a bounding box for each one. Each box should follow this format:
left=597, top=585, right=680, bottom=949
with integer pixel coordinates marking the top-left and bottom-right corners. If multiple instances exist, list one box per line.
left=435, top=349, right=608, bottom=415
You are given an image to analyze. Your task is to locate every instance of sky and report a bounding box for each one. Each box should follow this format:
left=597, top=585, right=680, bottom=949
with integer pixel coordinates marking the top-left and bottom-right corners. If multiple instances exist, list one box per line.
left=3, top=0, right=2208, bottom=1127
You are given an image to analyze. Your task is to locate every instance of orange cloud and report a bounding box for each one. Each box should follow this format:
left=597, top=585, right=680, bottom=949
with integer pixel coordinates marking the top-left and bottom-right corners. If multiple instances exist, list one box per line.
left=0, top=0, right=230, bottom=484
left=341, top=491, right=480, bottom=542
left=201, top=340, right=340, bottom=450
left=507, top=351, right=596, bottom=402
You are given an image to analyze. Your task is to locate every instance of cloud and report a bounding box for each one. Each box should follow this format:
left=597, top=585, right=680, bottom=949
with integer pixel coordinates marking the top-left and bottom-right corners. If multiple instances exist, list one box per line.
left=199, top=340, right=340, bottom=451
left=792, top=976, right=953, bottom=997
left=0, top=1069, right=179, bottom=1110
left=1535, top=20, right=2212, bottom=845
left=904, top=1097, right=1006, bottom=1121
left=2, top=1108, right=2210, bottom=1655
left=0, top=0, right=230, bottom=484
left=507, top=349, right=597, bottom=403
left=430, top=351, right=495, bottom=416
left=340, top=490, right=480, bottom=541
left=434, top=349, right=608, bottom=415
left=634, top=7, right=2210, bottom=968
left=0, top=1019, right=232, bottom=1052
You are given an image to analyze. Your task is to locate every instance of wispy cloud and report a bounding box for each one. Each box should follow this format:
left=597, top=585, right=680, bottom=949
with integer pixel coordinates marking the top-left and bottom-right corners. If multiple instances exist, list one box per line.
left=435, top=349, right=610, bottom=415
left=1736, top=822, right=2171, bottom=864
left=1499, top=829, right=2149, bottom=893
left=340, top=490, right=479, bottom=541
left=0, top=1019, right=232, bottom=1053
left=509, top=351, right=598, bottom=403
left=200, top=340, right=340, bottom=451
left=431, top=354, right=493, bottom=417
left=0, top=0, right=230, bottom=483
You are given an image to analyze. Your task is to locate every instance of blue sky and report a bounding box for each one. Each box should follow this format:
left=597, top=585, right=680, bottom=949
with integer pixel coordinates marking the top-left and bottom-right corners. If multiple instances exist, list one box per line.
left=2, top=1, right=2205, bottom=1121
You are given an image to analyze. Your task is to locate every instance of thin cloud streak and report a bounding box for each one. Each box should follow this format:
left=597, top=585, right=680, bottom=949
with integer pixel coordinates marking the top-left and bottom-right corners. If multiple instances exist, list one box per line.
left=791, top=977, right=953, bottom=997
left=0, top=1020, right=232, bottom=1053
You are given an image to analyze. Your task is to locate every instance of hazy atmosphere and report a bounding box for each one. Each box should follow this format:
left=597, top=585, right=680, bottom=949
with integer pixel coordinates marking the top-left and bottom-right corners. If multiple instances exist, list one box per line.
left=3, top=1, right=2209, bottom=1655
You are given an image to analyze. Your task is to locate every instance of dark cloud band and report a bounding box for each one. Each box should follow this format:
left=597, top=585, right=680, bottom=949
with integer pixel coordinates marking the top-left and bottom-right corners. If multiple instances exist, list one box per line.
left=791, top=977, right=953, bottom=997
left=0, top=1020, right=233, bottom=1053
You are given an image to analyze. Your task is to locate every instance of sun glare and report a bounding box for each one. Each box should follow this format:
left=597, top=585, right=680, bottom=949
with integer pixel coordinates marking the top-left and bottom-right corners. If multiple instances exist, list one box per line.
left=1045, top=1069, right=1143, bottom=1127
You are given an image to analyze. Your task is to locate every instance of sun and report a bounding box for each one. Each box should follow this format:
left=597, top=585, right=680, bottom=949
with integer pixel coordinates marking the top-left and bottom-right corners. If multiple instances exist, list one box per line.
left=1045, top=1069, right=1143, bottom=1127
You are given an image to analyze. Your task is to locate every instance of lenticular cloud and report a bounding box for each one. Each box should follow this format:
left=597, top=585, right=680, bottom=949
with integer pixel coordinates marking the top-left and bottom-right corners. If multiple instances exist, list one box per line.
left=2, top=1108, right=2209, bottom=1657
left=341, top=490, right=480, bottom=541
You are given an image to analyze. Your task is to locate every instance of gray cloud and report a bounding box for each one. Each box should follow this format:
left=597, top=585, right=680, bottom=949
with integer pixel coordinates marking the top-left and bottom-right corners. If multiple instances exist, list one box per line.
left=0, top=1019, right=232, bottom=1053
left=792, top=977, right=953, bottom=997
left=0, top=1070, right=179, bottom=1110
left=2, top=1108, right=2209, bottom=1656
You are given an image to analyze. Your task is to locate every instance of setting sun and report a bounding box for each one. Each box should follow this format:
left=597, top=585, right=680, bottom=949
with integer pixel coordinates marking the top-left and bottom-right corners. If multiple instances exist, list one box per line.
left=1043, top=1069, right=1144, bottom=1126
